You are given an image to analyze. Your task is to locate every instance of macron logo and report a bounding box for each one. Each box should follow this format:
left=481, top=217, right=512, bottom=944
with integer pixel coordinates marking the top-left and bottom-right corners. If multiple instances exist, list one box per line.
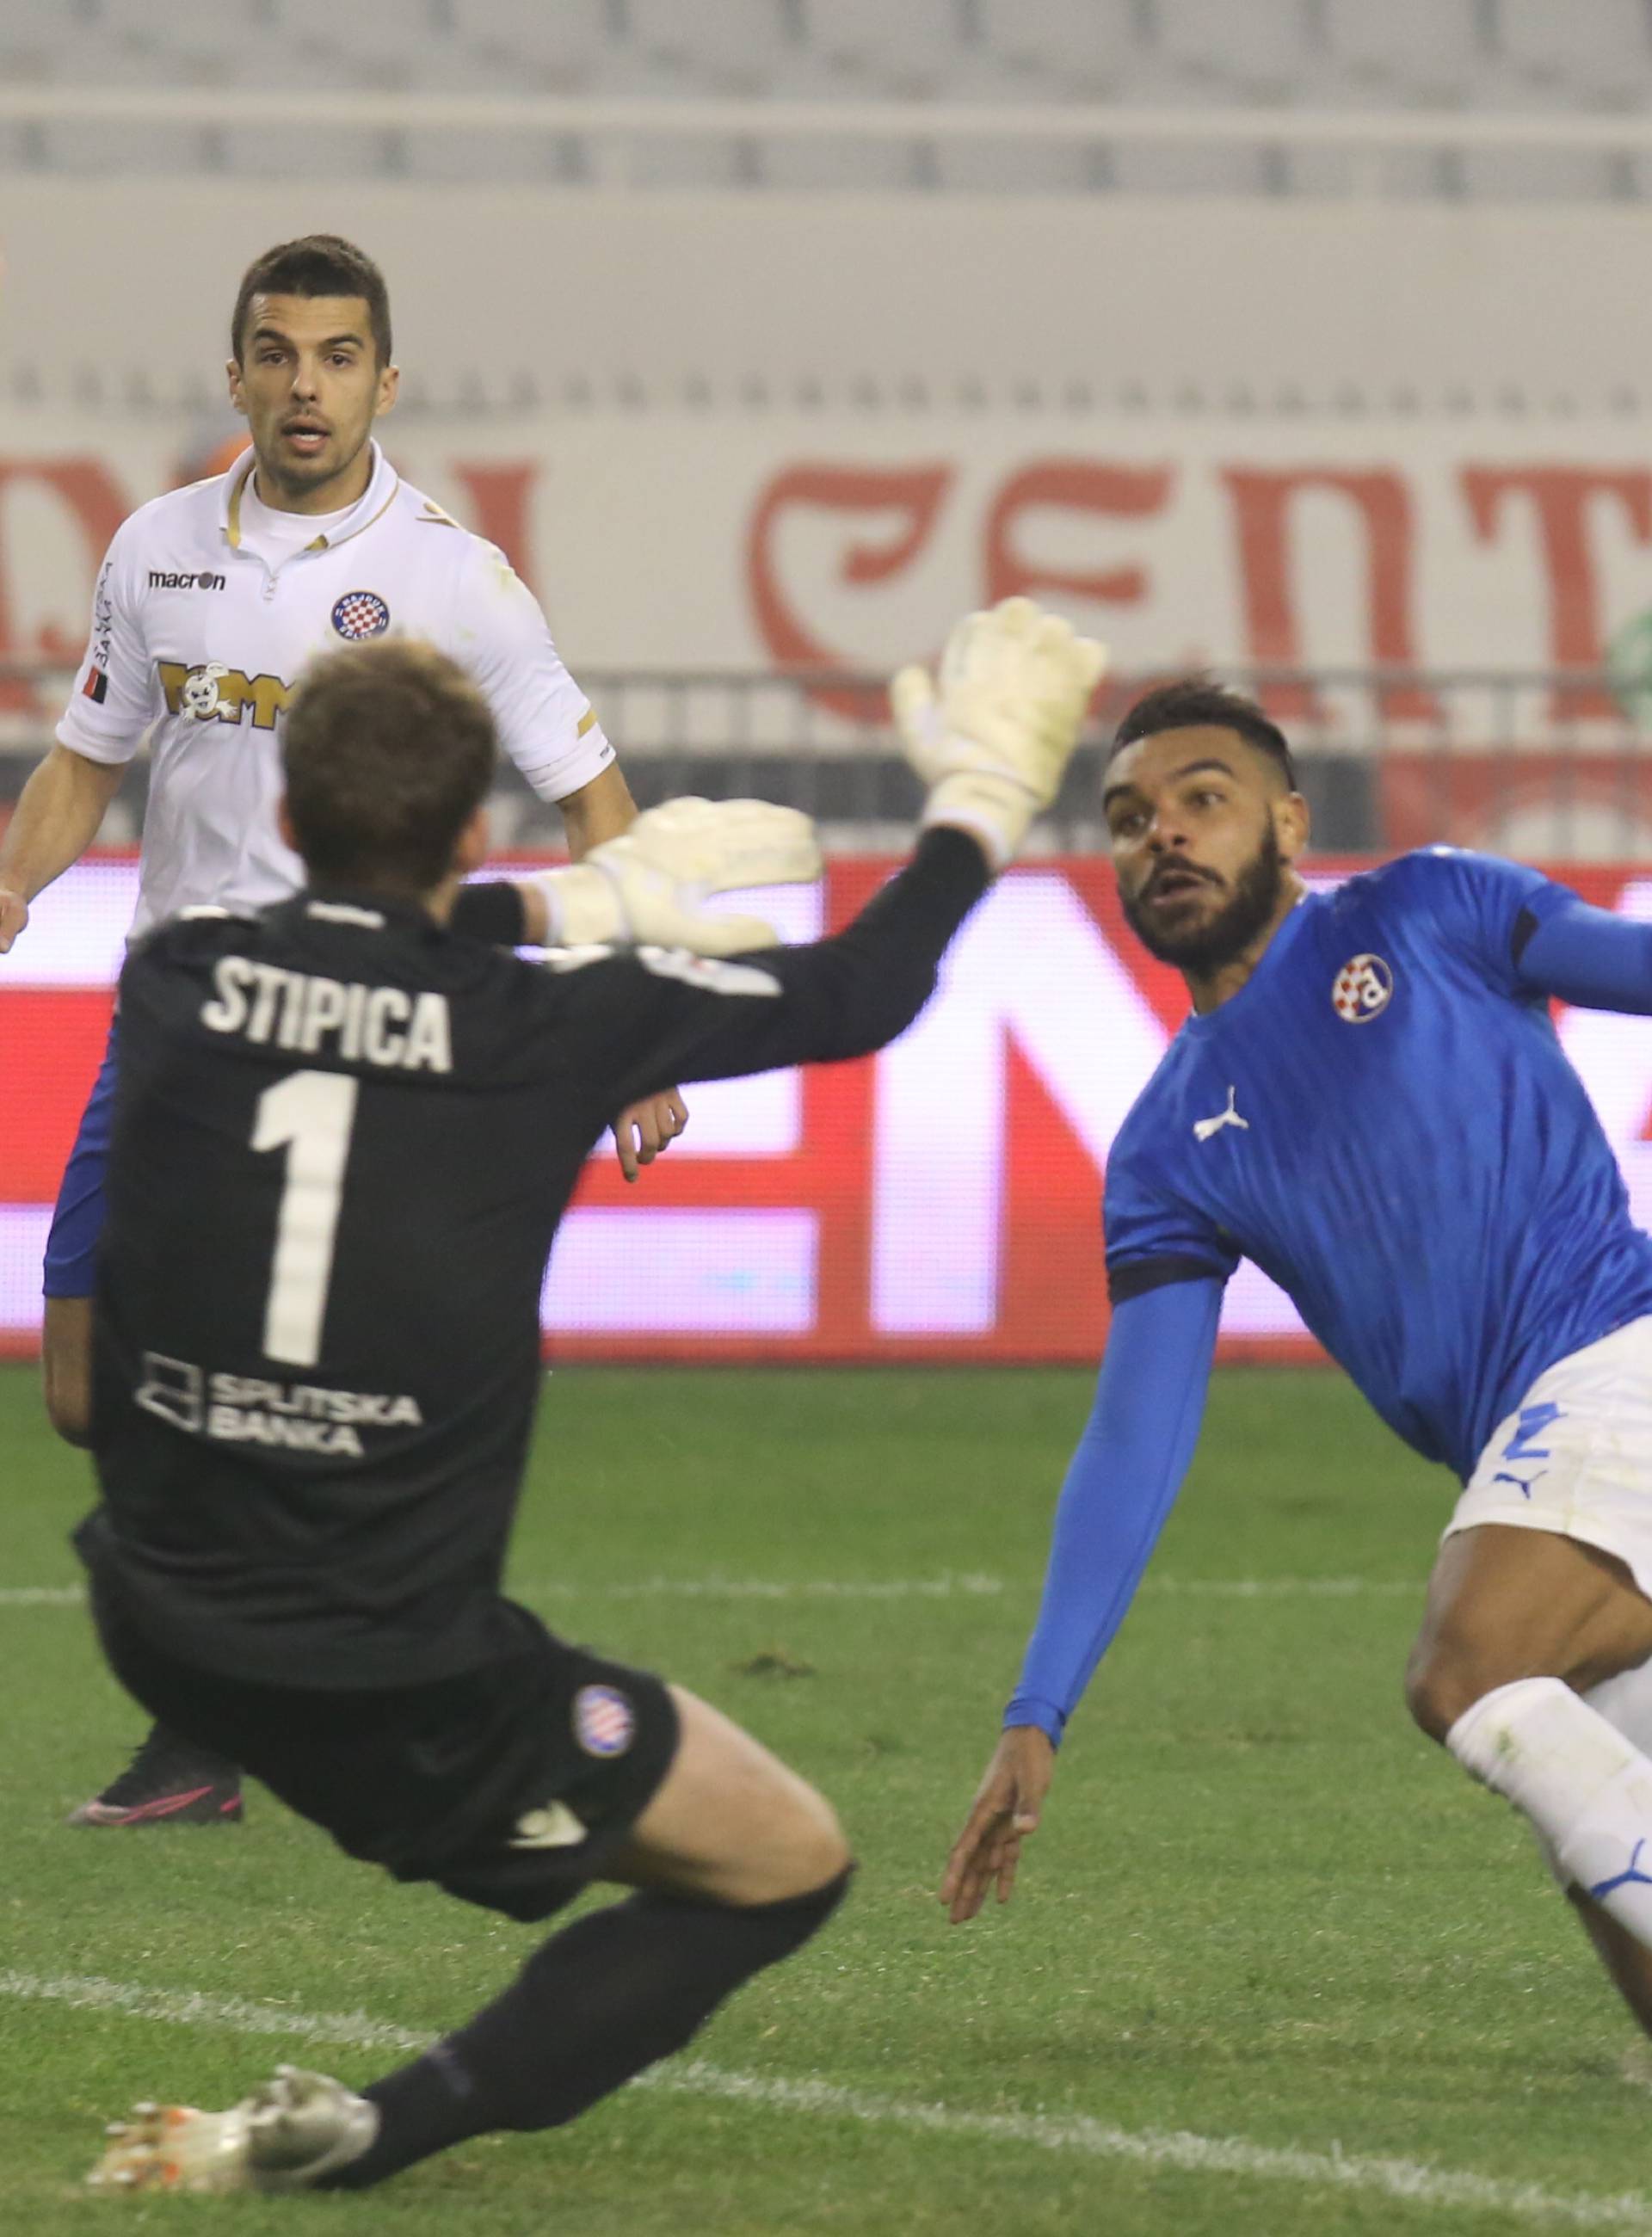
left=1193, top=1087, right=1249, bottom=1143
left=148, top=570, right=225, bottom=591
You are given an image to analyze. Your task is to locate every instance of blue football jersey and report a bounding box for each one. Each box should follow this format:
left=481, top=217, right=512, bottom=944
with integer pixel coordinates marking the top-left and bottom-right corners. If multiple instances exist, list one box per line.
left=1103, top=849, right=1652, bottom=1480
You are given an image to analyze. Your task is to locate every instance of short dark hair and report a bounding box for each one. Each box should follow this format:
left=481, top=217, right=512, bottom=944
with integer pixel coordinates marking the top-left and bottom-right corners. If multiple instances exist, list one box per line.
left=231, top=234, right=392, bottom=367
left=1110, top=678, right=1299, bottom=792
left=283, top=640, right=496, bottom=896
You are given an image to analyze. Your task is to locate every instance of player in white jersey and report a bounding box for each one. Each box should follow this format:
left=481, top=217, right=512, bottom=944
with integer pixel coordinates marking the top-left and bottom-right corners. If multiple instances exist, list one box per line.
left=0, top=234, right=685, bottom=1827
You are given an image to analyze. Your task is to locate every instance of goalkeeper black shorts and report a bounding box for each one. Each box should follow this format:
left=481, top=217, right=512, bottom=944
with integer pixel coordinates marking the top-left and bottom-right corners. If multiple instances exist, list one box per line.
left=91, top=1581, right=680, bottom=1922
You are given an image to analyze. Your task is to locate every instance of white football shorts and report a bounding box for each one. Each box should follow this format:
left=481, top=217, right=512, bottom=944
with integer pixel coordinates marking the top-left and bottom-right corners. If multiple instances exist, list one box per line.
left=1446, top=1315, right=1652, bottom=1600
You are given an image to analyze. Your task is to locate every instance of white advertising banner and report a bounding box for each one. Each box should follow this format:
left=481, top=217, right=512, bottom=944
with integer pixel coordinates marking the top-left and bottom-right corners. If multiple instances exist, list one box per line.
left=4, top=184, right=1652, bottom=730
left=8, top=413, right=1652, bottom=724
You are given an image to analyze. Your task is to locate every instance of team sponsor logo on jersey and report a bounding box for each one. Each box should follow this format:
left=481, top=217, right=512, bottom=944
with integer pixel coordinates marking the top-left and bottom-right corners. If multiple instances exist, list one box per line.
left=573, top=1684, right=635, bottom=1759
left=147, top=569, right=226, bottom=591
left=638, top=948, right=783, bottom=998
left=135, top=1353, right=204, bottom=1434
left=90, top=555, right=114, bottom=662
left=331, top=589, right=391, bottom=639
left=1331, top=952, right=1394, bottom=1022
left=157, top=659, right=294, bottom=729
left=509, top=1801, right=589, bottom=1851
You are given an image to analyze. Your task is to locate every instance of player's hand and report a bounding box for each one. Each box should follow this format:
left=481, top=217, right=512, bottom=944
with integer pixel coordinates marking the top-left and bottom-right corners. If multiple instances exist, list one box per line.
left=891, top=598, right=1106, bottom=869
left=613, top=1088, right=689, bottom=1183
left=532, top=798, right=821, bottom=956
left=939, top=1725, right=1056, bottom=1925
left=0, top=888, right=28, bottom=954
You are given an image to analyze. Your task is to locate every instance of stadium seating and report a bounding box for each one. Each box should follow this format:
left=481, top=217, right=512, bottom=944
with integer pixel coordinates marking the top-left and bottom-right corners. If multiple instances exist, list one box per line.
left=3, top=0, right=1652, bottom=195
left=1491, top=0, right=1652, bottom=108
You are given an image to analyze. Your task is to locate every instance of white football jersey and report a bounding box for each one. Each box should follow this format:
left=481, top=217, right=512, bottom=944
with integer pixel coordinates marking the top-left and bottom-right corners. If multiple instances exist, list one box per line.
left=59, top=444, right=615, bottom=940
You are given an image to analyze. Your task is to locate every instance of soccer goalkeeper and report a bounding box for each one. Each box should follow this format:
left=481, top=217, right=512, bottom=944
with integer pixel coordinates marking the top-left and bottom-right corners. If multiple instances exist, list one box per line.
left=79, top=598, right=1103, bottom=2194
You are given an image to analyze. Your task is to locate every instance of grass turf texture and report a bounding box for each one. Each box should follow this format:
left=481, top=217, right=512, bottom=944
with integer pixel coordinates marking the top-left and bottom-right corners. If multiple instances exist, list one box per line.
left=3, top=1359, right=1650, bottom=2234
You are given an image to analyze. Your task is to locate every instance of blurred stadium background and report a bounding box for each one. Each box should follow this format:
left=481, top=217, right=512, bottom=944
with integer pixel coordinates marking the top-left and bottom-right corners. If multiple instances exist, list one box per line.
left=7, top=0, right=1652, bottom=1362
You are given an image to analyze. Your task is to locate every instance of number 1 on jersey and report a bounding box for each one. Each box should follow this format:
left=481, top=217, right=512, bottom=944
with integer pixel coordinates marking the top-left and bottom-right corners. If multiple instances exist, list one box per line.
left=252, top=1070, right=360, bottom=1369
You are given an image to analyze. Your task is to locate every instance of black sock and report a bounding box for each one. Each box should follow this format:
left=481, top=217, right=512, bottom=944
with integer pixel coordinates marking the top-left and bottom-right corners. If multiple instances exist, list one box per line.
left=317, top=1865, right=852, bottom=2190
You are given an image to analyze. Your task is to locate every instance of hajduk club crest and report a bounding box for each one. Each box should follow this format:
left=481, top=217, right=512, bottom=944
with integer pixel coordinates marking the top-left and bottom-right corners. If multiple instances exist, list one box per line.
left=331, top=589, right=391, bottom=640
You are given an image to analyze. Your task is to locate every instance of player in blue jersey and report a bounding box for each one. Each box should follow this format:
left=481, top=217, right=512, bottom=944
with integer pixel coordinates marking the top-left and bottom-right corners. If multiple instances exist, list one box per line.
left=936, top=676, right=1652, bottom=2035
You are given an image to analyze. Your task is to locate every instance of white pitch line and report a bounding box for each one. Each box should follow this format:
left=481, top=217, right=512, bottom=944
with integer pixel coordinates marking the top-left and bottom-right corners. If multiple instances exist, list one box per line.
left=518, top=1573, right=1008, bottom=1603
left=0, top=1578, right=1008, bottom=1611
left=0, top=1575, right=1427, bottom=1612
left=3, top=1968, right=1649, bottom=2231
left=0, top=1970, right=426, bottom=2055
left=1144, top=1576, right=1421, bottom=1599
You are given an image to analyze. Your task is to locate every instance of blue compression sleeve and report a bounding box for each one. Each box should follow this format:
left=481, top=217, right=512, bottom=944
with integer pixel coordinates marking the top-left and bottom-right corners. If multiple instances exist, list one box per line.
left=1004, top=1277, right=1223, bottom=1745
left=1515, top=894, right=1652, bottom=1014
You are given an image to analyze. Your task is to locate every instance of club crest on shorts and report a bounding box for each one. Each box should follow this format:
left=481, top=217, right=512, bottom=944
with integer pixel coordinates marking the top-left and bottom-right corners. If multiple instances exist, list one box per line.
left=331, top=590, right=391, bottom=640
left=573, top=1684, right=635, bottom=1759
left=1332, top=952, right=1394, bottom=1023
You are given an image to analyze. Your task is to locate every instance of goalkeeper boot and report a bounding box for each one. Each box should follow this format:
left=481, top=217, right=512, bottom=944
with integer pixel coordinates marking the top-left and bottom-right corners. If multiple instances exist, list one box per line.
left=66, top=1722, right=244, bottom=1827
left=87, top=2066, right=378, bottom=2195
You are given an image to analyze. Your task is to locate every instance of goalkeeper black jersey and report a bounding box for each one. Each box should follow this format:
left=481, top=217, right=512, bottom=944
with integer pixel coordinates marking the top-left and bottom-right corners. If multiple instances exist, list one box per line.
left=77, top=829, right=988, bottom=1687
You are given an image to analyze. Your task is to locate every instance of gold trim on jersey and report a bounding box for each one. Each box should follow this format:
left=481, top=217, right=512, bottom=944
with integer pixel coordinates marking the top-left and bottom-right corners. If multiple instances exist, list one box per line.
left=224, top=453, right=256, bottom=550
left=220, top=448, right=401, bottom=554
left=576, top=707, right=598, bottom=737
left=328, top=473, right=403, bottom=549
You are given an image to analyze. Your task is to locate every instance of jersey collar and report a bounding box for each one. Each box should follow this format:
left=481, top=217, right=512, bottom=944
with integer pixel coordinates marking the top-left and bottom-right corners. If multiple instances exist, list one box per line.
left=219, top=441, right=401, bottom=555
left=287, top=884, right=441, bottom=934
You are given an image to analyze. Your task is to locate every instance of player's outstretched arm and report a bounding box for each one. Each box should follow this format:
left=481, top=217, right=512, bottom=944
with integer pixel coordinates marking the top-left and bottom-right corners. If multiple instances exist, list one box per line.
left=0, top=744, right=127, bottom=953
left=940, top=1277, right=1223, bottom=1924
left=1514, top=890, right=1652, bottom=1016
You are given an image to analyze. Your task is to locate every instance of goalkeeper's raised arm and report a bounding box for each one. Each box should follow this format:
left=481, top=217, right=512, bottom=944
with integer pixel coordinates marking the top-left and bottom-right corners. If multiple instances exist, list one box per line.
left=458, top=598, right=1107, bottom=1104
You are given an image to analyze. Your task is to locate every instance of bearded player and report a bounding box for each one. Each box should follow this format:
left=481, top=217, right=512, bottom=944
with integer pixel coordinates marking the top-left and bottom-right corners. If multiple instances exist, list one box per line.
left=0, top=233, right=684, bottom=1828
left=941, top=676, right=1652, bottom=2043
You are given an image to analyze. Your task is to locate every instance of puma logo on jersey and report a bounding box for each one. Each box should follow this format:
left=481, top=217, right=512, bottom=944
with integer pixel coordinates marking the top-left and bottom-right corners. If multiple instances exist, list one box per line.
left=157, top=658, right=295, bottom=730
left=201, top=957, right=453, bottom=1073
left=1193, top=1087, right=1249, bottom=1143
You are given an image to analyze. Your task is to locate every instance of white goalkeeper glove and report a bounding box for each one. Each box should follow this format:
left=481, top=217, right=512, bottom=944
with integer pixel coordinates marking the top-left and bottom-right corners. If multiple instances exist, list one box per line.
left=529, top=797, right=822, bottom=956
left=891, top=596, right=1107, bottom=869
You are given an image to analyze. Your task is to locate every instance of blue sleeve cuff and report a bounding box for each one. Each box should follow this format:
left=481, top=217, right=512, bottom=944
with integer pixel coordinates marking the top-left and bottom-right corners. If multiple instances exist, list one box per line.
left=1005, top=1276, right=1223, bottom=1739
left=1003, top=1693, right=1068, bottom=1746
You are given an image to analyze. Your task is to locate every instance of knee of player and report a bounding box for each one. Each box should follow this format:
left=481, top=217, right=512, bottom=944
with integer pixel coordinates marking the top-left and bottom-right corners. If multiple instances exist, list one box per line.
left=766, top=1784, right=853, bottom=1900
left=1404, top=1638, right=1507, bottom=1743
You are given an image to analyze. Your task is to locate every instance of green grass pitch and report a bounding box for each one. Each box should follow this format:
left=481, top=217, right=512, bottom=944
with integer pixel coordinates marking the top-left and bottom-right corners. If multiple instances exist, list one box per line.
left=3, top=1359, right=1652, bottom=2235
